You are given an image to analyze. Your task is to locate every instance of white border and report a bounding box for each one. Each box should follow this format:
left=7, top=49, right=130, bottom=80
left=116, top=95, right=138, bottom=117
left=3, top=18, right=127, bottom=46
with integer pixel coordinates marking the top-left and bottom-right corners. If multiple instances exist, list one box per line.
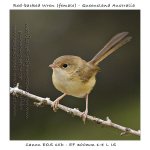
left=9, top=0, right=141, bottom=10
left=1, top=0, right=149, bottom=150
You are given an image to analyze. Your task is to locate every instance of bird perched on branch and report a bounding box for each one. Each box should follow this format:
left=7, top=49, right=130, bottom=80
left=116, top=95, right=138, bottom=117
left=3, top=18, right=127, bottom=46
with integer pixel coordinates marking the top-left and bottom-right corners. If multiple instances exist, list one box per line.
left=49, top=32, right=132, bottom=122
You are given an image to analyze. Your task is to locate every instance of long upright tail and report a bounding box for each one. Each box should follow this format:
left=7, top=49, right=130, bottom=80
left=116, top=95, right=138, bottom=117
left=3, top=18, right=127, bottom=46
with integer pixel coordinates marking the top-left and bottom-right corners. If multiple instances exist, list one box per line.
left=89, top=32, right=132, bottom=66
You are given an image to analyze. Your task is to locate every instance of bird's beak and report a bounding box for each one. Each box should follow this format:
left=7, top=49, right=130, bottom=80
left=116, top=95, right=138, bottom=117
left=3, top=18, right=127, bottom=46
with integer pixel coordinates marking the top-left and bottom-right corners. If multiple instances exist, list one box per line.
left=49, top=64, right=58, bottom=69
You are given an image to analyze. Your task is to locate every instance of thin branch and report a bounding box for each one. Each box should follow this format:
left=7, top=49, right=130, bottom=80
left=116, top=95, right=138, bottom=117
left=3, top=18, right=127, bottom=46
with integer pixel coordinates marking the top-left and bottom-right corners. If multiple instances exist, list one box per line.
left=10, top=83, right=140, bottom=137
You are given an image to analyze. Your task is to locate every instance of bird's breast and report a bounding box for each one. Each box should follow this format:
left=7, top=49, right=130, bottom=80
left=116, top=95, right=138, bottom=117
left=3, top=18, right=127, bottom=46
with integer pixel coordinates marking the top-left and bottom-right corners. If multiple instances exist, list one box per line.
left=52, top=69, right=96, bottom=98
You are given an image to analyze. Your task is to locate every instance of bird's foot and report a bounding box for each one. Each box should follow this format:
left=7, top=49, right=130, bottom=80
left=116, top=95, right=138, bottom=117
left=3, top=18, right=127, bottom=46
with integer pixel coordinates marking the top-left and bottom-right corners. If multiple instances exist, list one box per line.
left=52, top=99, right=60, bottom=112
left=51, top=93, right=66, bottom=112
left=81, top=110, right=88, bottom=124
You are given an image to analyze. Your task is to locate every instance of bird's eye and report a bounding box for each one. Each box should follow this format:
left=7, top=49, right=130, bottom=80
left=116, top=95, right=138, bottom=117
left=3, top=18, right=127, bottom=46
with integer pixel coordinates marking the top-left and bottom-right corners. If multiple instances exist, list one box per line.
left=62, top=64, right=68, bottom=68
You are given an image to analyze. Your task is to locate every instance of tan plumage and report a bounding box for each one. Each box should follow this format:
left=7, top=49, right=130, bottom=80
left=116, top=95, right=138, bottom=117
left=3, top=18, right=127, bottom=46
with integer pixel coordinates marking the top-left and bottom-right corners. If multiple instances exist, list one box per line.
left=52, top=55, right=99, bottom=98
left=49, top=32, right=132, bottom=122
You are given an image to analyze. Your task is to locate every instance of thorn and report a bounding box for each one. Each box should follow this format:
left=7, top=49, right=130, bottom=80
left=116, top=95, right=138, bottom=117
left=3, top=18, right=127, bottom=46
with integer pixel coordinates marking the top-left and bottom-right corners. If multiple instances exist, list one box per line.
left=34, top=100, right=48, bottom=107
left=106, top=116, right=112, bottom=123
left=45, top=97, right=50, bottom=100
left=66, top=109, right=70, bottom=113
left=16, top=83, right=19, bottom=88
left=34, top=102, right=41, bottom=107
left=45, top=97, right=50, bottom=105
left=73, top=108, right=79, bottom=111
left=120, top=128, right=130, bottom=136
left=71, top=111, right=75, bottom=117
left=12, top=83, right=20, bottom=96
left=120, top=132, right=125, bottom=136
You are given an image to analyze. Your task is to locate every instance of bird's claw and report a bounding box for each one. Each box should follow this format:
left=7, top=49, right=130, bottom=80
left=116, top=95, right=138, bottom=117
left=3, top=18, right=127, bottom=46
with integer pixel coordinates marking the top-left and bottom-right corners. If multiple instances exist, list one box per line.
left=81, top=110, right=88, bottom=124
left=52, top=100, right=59, bottom=112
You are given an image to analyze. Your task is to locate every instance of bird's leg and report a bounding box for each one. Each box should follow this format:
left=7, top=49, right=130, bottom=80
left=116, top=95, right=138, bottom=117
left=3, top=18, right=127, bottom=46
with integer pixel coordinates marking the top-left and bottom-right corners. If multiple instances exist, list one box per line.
left=81, top=94, right=89, bottom=123
left=52, top=93, right=66, bottom=112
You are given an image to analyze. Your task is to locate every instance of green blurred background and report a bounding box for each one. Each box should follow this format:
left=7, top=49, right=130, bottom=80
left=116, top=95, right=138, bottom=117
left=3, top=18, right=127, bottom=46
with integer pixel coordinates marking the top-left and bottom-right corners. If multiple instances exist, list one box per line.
left=10, top=10, right=140, bottom=140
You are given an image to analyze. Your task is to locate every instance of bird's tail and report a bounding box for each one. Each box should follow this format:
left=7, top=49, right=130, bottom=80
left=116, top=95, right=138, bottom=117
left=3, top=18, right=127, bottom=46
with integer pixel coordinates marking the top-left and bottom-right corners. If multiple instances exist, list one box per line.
left=89, top=32, right=132, bottom=66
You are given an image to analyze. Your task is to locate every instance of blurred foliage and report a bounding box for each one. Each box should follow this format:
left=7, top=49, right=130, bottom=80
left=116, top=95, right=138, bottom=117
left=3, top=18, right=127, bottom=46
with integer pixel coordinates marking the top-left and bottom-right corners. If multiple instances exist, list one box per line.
left=10, top=10, right=140, bottom=140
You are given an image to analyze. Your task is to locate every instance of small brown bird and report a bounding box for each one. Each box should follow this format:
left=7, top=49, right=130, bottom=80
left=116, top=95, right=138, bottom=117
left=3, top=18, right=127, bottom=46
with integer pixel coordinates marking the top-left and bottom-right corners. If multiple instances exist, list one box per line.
left=49, top=32, right=132, bottom=122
